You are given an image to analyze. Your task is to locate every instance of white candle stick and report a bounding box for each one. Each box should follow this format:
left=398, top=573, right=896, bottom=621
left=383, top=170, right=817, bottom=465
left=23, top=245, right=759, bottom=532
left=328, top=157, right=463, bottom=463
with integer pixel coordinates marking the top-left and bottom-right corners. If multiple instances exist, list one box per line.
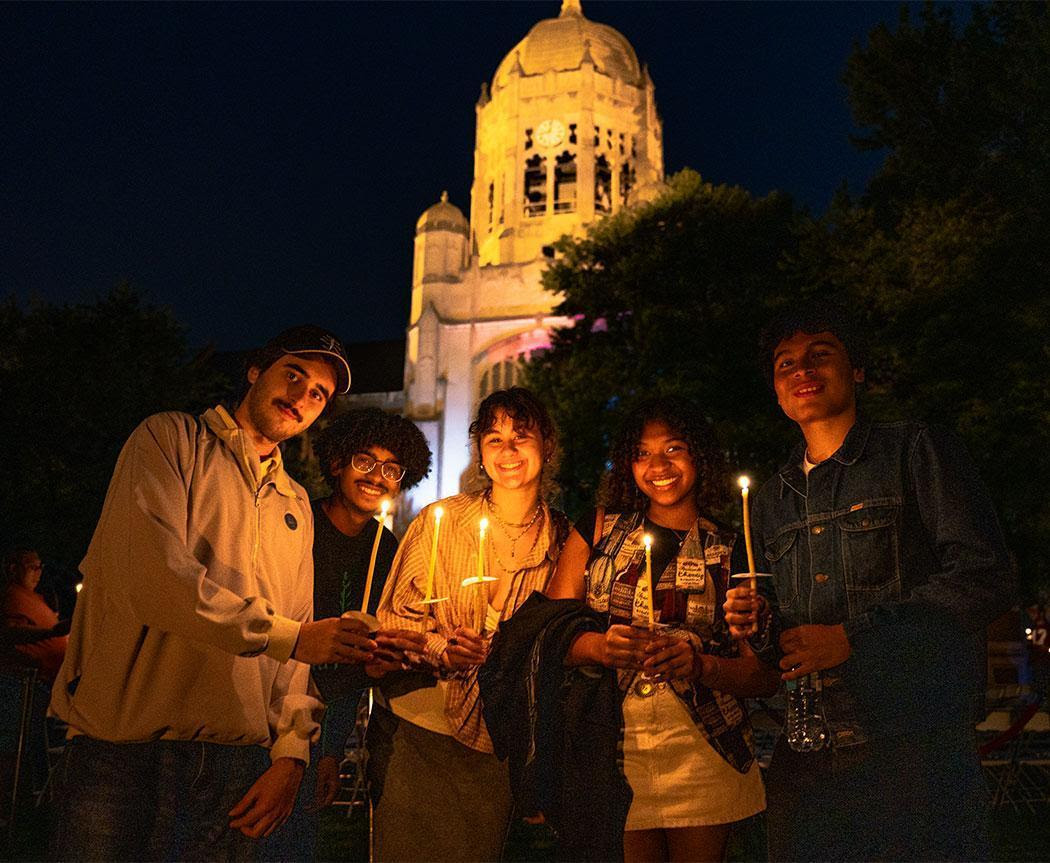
left=643, top=533, right=655, bottom=631
left=476, top=516, right=488, bottom=632
left=360, top=499, right=391, bottom=615
left=739, top=475, right=758, bottom=634
left=421, top=506, right=444, bottom=628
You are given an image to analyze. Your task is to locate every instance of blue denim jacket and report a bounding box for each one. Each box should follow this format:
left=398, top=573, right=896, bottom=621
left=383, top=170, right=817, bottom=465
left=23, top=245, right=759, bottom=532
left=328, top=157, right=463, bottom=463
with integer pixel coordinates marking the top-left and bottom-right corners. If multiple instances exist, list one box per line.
left=752, top=417, right=1015, bottom=748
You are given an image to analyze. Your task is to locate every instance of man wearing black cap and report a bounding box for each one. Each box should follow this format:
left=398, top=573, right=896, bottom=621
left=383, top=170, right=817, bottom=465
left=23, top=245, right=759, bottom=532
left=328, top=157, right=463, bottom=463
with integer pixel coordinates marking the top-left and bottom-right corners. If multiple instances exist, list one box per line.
left=50, top=326, right=383, bottom=860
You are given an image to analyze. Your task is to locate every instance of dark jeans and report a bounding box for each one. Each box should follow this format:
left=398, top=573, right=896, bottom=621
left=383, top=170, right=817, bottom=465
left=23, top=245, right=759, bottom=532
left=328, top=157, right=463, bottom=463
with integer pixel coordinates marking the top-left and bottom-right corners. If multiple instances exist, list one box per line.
left=258, top=740, right=320, bottom=862
left=765, top=723, right=991, bottom=862
left=50, top=736, right=269, bottom=862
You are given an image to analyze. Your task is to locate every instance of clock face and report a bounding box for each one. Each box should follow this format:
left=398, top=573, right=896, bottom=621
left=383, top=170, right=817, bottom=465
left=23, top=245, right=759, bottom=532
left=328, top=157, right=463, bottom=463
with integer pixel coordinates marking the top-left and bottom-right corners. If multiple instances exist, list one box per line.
left=535, top=119, right=565, bottom=148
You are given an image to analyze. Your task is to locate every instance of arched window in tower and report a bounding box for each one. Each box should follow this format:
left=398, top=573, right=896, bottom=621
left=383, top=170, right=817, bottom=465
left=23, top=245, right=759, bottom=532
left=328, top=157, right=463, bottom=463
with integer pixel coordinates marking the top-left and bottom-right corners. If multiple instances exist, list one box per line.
left=595, top=155, right=612, bottom=214
left=620, top=162, right=636, bottom=207
left=479, top=369, right=490, bottom=400
left=487, top=182, right=494, bottom=232
left=524, top=154, right=547, bottom=217
left=554, top=151, right=577, bottom=213
left=491, top=362, right=502, bottom=391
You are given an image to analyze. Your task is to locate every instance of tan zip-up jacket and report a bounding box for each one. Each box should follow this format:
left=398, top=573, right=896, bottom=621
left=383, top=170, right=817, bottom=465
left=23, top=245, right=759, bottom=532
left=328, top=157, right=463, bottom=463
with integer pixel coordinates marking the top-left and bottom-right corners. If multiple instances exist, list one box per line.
left=50, top=406, right=320, bottom=763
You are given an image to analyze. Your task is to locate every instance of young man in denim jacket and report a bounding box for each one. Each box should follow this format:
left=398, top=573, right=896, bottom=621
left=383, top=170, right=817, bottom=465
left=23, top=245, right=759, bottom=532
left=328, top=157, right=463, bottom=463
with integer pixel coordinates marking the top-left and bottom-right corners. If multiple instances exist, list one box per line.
left=725, top=302, right=1015, bottom=861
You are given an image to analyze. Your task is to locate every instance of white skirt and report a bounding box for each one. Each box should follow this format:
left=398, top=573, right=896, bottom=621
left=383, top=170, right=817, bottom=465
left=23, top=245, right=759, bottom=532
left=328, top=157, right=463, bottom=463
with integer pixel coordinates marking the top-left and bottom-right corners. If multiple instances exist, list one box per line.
left=622, top=682, right=766, bottom=830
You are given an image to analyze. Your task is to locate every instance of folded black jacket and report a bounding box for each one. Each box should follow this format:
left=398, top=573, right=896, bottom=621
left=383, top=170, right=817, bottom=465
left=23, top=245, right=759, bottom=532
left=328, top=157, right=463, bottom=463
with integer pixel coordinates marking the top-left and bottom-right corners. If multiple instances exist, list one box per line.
left=479, top=591, right=631, bottom=863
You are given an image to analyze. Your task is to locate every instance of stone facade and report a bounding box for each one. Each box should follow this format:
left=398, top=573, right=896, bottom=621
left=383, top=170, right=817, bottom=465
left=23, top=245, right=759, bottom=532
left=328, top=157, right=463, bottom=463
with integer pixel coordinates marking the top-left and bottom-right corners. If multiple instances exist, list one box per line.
left=390, top=0, right=665, bottom=521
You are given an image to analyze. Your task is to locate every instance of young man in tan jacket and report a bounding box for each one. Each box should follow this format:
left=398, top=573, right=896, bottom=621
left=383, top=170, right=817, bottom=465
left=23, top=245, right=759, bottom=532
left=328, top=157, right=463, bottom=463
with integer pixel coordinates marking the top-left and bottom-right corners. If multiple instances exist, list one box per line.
left=49, top=326, right=398, bottom=860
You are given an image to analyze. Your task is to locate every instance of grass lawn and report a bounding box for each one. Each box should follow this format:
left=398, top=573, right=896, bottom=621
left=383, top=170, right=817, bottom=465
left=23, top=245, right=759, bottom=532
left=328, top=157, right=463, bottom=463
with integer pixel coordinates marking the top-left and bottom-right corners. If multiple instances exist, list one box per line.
left=312, top=799, right=1047, bottom=862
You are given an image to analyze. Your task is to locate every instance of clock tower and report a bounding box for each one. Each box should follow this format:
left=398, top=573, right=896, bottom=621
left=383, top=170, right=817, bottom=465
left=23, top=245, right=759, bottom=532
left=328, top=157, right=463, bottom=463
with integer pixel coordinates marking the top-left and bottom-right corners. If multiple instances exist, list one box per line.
left=470, top=0, right=664, bottom=267
left=397, top=0, right=665, bottom=516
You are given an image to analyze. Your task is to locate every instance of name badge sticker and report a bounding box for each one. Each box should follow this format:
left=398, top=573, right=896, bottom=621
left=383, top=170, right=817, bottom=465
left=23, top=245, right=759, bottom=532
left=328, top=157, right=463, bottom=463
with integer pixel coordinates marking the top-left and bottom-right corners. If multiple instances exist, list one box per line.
left=704, top=543, right=729, bottom=564
left=676, top=556, right=706, bottom=591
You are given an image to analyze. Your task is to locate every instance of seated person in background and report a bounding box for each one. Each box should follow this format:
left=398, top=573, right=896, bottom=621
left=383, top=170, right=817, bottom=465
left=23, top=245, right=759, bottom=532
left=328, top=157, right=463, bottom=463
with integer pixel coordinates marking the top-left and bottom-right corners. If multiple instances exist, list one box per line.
left=1, top=547, right=68, bottom=680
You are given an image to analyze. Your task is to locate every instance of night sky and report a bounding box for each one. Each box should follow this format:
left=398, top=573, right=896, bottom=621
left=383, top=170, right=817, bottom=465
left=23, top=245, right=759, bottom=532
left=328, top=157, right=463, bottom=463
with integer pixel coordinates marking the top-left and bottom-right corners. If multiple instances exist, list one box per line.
left=4, top=1, right=913, bottom=352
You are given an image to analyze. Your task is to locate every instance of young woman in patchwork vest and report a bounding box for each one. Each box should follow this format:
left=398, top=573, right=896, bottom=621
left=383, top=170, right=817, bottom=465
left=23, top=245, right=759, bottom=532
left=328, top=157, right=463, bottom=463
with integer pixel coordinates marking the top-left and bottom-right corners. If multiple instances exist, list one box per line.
left=547, top=396, right=778, bottom=863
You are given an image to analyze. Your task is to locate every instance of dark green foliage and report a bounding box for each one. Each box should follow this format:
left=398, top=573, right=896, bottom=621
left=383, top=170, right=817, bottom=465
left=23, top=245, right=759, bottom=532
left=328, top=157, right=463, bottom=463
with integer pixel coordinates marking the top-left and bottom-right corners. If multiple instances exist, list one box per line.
left=525, top=170, right=802, bottom=522
left=527, top=4, right=1050, bottom=595
left=826, top=1, right=1050, bottom=595
left=0, top=284, right=231, bottom=570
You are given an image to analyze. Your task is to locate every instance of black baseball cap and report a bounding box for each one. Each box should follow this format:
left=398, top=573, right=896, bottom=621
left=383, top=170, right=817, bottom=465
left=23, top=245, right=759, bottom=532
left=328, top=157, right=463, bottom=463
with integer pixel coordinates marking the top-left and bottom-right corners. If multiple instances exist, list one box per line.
left=263, top=325, right=352, bottom=394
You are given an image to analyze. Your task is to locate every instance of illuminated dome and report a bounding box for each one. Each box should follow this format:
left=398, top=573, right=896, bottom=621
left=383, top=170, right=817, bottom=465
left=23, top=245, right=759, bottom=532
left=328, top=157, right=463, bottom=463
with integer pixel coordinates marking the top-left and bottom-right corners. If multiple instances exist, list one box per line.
left=493, top=0, right=642, bottom=89
left=415, top=191, right=468, bottom=236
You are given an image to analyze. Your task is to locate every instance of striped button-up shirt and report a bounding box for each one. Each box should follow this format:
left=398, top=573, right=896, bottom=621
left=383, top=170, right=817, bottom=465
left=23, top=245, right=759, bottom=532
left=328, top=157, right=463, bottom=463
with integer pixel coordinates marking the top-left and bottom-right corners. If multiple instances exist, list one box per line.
left=376, top=492, right=565, bottom=752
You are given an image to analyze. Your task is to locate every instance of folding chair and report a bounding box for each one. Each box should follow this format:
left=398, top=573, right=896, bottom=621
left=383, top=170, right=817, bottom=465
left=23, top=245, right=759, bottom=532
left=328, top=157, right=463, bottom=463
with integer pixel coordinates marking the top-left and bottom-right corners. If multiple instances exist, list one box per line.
left=0, top=665, right=40, bottom=850
left=978, top=709, right=1016, bottom=806
left=1011, top=710, right=1050, bottom=811
left=332, top=690, right=372, bottom=812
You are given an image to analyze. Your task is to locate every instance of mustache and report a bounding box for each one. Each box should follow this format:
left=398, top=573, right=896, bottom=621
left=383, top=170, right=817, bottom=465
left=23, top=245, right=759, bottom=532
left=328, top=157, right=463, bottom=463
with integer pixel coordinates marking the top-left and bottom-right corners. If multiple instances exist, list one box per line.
left=273, top=399, right=302, bottom=422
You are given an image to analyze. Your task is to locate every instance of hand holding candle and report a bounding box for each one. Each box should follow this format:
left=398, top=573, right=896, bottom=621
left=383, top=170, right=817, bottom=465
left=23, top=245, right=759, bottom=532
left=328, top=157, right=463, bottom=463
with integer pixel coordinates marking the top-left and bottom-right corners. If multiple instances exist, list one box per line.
left=461, top=516, right=497, bottom=636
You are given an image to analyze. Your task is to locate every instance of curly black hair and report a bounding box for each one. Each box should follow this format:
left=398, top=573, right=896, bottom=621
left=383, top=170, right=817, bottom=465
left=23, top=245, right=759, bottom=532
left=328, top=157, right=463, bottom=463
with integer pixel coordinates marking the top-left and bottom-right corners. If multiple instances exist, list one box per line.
left=758, top=298, right=867, bottom=388
left=601, top=396, right=729, bottom=514
left=467, top=387, right=560, bottom=493
left=314, top=408, right=431, bottom=490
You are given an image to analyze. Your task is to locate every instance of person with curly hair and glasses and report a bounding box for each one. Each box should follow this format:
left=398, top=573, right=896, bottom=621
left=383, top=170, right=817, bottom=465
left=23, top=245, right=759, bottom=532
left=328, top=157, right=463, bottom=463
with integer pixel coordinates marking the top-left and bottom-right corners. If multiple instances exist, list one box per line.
left=545, top=396, right=778, bottom=863
left=263, top=407, right=432, bottom=861
left=369, top=388, right=569, bottom=863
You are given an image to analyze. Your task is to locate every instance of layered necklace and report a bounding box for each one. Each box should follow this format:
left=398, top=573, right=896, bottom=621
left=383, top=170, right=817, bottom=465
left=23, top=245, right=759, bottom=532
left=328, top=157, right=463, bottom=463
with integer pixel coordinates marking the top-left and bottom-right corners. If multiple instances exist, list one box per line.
left=484, top=490, right=544, bottom=570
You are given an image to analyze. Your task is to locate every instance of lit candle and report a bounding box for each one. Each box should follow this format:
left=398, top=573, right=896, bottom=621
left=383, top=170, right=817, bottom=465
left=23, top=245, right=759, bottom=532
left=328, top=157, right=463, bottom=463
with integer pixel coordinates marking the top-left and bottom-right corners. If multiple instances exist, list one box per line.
left=421, top=505, right=444, bottom=627
left=360, top=499, right=391, bottom=615
left=476, top=516, right=489, bottom=632
left=738, top=476, right=757, bottom=594
left=643, top=533, right=655, bottom=630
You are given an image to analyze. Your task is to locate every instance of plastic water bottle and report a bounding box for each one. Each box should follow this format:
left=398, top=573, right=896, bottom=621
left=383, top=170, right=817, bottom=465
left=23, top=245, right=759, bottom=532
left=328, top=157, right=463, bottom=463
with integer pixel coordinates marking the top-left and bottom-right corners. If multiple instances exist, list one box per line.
left=785, top=672, right=829, bottom=752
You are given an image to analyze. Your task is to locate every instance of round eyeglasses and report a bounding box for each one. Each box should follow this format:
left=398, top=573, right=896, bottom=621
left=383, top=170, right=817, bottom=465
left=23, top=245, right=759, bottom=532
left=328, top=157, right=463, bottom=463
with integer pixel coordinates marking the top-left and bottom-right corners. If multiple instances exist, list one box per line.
left=351, top=452, right=406, bottom=483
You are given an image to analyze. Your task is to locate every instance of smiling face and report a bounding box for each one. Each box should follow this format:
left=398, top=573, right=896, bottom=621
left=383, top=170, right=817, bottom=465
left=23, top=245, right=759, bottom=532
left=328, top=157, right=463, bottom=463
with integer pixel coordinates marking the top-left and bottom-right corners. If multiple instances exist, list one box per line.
left=631, top=420, right=699, bottom=517
left=772, top=330, right=864, bottom=428
left=238, top=355, right=337, bottom=451
left=332, top=444, right=402, bottom=517
left=479, top=409, right=546, bottom=493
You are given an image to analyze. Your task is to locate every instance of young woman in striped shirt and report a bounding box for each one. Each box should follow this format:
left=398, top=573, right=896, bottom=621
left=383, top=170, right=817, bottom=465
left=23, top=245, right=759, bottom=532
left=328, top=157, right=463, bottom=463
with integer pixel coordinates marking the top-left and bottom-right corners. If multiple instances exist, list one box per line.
left=370, top=387, right=568, bottom=862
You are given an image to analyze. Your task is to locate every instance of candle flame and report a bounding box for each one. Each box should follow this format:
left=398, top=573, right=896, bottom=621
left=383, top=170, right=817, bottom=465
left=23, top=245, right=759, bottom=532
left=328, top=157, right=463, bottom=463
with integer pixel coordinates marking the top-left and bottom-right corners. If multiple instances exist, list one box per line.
left=479, top=516, right=489, bottom=535
left=75, top=582, right=83, bottom=593
left=738, top=475, right=750, bottom=491
left=643, top=533, right=653, bottom=549
left=434, top=505, right=444, bottom=521
left=380, top=499, right=391, bottom=514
